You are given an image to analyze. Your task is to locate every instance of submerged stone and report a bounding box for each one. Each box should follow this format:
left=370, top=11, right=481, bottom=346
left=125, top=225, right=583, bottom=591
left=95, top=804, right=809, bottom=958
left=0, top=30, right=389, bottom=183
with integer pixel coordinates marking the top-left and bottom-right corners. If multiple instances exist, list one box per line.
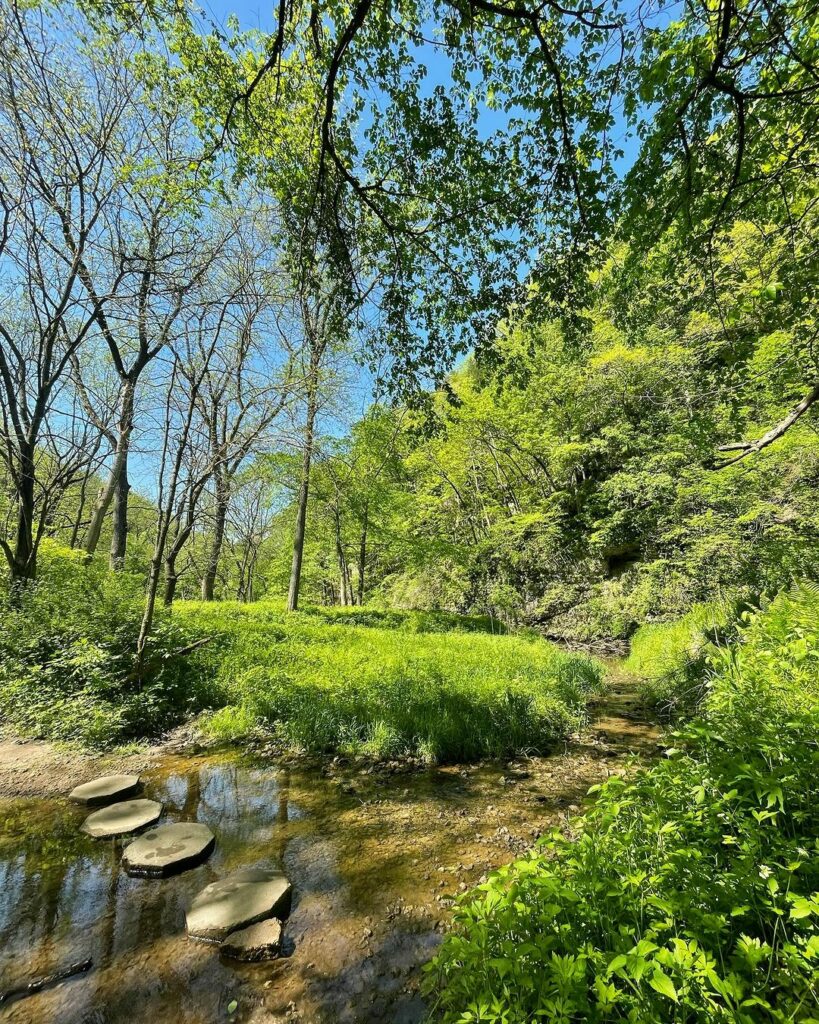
left=122, top=822, right=215, bottom=877
left=220, top=918, right=283, bottom=962
left=69, top=774, right=141, bottom=807
left=80, top=798, right=163, bottom=838
left=186, top=866, right=292, bottom=941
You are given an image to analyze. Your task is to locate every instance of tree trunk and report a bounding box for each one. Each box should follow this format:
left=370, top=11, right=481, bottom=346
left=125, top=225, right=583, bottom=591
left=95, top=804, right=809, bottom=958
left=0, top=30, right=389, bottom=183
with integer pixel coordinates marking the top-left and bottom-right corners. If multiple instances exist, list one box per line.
left=85, top=380, right=134, bottom=559
left=109, top=461, right=131, bottom=571
left=70, top=464, right=93, bottom=549
left=287, top=380, right=318, bottom=613
left=357, top=502, right=368, bottom=606
left=334, top=508, right=349, bottom=606
left=201, top=479, right=228, bottom=601
left=9, top=444, right=37, bottom=582
left=163, top=552, right=178, bottom=607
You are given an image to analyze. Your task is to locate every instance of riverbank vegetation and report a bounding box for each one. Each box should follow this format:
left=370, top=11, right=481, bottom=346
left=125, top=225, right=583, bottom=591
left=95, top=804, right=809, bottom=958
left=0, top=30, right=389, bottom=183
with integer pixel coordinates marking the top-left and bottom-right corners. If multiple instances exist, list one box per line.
left=0, top=541, right=601, bottom=759
left=186, top=601, right=601, bottom=761
left=429, top=586, right=819, bottom=1022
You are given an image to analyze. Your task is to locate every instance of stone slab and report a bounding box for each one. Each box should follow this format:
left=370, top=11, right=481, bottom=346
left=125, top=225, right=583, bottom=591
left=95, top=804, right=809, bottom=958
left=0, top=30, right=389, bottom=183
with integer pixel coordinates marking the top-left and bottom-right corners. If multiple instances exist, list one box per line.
left=186, top=866, right=292, bottom=941
left=122, top=822, right=215, bottom=877
left=220, top=918, right=283, bottom=962
left=80, top=799, right=163, bottom=838
left=69, top=774, right=141, bottom=807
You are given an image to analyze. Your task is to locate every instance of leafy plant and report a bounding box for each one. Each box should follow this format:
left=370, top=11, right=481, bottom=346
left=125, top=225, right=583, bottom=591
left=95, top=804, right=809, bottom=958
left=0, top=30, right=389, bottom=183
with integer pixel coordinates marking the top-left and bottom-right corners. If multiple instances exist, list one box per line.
left=427, top=586, right=819, bottom=1022
left=0, top=542, right=224, bottom=746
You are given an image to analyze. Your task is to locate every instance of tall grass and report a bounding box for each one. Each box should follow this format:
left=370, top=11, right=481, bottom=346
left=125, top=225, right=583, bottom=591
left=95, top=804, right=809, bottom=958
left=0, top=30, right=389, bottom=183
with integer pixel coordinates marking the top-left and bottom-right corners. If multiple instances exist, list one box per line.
left=0, top=544, right=601, bottom=758
left=177, top=600, right=602, bottom=762
left=625, top=596, right=742, bottom=715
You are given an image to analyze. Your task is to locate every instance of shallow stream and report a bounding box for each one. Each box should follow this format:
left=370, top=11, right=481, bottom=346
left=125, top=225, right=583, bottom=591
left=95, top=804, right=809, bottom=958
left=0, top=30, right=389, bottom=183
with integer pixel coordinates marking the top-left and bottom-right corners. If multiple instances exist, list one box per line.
left=0, top=664, right=659, bottom=1024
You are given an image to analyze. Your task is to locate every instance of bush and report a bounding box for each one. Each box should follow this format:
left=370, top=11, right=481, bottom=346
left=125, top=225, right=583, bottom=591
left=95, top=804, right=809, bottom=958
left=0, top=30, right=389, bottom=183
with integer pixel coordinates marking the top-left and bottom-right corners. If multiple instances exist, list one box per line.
left=0, top=542, right=223, bottom=746
left=179, top=600, right=602, bottom=762
left=427, top=586, right=819, bottom=1023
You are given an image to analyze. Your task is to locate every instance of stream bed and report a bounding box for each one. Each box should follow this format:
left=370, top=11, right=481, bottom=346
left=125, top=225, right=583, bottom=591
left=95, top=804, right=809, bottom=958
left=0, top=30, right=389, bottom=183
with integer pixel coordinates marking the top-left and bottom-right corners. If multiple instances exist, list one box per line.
left=0, top=671, right=659, bottom=1024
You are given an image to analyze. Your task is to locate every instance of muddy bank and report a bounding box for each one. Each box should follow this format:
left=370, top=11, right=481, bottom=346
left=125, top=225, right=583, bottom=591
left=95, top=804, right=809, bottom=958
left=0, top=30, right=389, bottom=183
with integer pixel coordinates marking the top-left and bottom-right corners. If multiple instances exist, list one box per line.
left=0, top=736, right=167, bottom=800
left=0, top=667, right=660, bottom=1024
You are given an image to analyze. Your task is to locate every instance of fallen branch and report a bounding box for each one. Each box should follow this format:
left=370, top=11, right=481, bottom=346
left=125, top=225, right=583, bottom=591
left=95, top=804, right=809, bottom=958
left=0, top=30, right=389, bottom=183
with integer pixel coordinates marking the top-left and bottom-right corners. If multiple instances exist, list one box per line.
left=126, top=635, right=215, bottom=687
left=715, top=381, right=819, bottom=468
left=167, top=635, right=215, bottom=660
left=0, top=958, right=93, bottom=1006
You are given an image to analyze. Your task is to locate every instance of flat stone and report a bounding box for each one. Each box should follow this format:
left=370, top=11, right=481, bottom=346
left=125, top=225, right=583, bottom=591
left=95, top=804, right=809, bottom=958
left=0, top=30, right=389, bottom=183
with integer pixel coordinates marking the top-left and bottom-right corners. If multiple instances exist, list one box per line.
left=122, top=822, right=215, bottom=877
left=69, top=774, right=141, bottom=807
left=220, top=918, right=283, bottom=962
left=80, top=799, right=163, bottom=838
left=186, top=866, right=292, bottom=942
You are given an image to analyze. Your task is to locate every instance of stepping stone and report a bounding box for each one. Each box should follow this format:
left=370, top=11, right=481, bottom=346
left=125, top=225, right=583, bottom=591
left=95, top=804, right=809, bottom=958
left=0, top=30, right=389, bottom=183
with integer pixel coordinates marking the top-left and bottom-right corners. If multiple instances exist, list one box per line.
left=122, top=822, right=215, bottom=877
left=80, top=799, right=163, bottom=838
left=186, top=866, right=292, bottom=942
left=220, top=918, right=283, bottom=962
left=69, top=774, right=141, bottom=807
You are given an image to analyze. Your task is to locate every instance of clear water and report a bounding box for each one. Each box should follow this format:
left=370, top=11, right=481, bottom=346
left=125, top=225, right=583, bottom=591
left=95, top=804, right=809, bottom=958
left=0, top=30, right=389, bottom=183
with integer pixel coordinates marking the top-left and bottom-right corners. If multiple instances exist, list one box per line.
left=0, top=671, right=658, bottom=1024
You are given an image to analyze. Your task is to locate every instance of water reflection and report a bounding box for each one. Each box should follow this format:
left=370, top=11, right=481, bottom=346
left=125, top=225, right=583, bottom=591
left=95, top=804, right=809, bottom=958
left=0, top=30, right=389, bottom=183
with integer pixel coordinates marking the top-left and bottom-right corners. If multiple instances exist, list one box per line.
left=0, top=734, right=639, bottom=1024
left=0, top=757, right=297, bottom=1023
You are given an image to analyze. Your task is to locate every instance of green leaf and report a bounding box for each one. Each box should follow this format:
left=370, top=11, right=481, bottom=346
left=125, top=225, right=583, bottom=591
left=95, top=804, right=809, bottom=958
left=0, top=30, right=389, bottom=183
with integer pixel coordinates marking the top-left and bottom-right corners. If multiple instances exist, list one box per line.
left=649, top=969, right=678, bottom=1002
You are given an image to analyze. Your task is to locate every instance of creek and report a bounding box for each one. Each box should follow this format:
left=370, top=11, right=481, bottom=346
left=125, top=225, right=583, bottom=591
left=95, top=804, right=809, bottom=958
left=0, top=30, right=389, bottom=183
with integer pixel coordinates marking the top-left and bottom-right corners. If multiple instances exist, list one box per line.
left=0, top=660, right=659, bottom=1024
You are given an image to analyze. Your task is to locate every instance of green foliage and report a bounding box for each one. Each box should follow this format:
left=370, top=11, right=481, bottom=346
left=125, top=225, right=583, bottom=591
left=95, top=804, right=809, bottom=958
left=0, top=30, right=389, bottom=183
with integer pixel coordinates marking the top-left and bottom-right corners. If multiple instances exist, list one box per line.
left=428, top=587, right=819, bottom=1023
left=0, top=542, right=223, bottom=746
left=178, top=599, right=602, bottom=763
left=292, top=224, right=819, bottom=639
left=626, top=597, right=744, bottom=716
left=292, top=603, right=509, bottom=635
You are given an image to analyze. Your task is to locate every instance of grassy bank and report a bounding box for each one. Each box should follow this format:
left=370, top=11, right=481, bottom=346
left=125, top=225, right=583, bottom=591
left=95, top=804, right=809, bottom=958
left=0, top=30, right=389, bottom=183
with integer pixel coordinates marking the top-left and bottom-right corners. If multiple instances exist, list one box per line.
left=0, top=544, right=602, bottom=760
left=175, top=600, right=602, bottom=762
left=624, top=596, right=744, bottom=716
left=428, top=585, right=819, bottom=1022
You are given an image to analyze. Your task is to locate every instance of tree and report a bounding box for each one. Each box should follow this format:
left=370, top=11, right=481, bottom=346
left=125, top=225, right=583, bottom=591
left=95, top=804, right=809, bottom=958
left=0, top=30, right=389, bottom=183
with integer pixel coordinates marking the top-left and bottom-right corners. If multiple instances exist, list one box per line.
left=73, top=98, right=220, bottom=570
left=197, top=208, right=295, bottom=601
left=0, top=4, right=135, bottom=581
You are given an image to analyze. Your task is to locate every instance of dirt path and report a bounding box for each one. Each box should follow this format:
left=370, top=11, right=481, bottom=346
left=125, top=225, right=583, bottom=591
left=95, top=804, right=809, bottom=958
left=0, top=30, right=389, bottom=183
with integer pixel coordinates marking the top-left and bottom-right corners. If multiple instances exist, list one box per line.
left=0, top=663, right=661, bottom=1024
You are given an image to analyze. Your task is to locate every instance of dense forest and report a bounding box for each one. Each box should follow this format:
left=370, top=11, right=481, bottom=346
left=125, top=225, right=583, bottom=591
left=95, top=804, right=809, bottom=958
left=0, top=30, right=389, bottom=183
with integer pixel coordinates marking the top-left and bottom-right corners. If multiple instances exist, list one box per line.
left=0, top=0, right=817, bottom=1021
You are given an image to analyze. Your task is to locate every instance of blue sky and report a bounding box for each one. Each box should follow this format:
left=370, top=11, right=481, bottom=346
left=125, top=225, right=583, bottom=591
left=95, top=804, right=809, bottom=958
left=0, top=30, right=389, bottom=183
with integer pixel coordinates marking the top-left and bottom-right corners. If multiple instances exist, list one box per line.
left=198, top=0, right=644, bottom=172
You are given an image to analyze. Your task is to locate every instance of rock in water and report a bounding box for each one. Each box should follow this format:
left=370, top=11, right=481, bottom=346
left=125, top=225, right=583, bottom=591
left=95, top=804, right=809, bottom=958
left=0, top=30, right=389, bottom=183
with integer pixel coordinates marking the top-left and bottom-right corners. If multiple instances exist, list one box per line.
left=80, top=799, right=163, bottom=838
left=122, top=822, right=215, bottom=877
left=186, top=866, right=292, bottom=941
left=220, top=919, right=283, bottom=962
left=69, top=774, right=141, bottom=807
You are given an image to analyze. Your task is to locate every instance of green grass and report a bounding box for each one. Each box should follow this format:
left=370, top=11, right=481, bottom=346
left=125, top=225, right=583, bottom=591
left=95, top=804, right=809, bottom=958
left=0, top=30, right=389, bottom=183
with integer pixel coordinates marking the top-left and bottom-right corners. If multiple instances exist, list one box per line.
left=428, top=585, right=819, bottom=1023
left=0, top=546, right=602, bottom=757
left=625, top=597, right=743, bottom=716
left=175, top=599, right=602, bottom=763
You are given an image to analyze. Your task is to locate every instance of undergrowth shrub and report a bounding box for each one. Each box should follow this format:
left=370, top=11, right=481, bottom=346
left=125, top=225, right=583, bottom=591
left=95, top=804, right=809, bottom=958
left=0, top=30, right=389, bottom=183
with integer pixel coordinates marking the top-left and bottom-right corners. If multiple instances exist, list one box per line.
left=428, top=585, right=819, bottom=1023
left=180, top=600, right=602, bottom=762
left=298, top=604, right=509, bottom=634
left=0, top=542, right=222, bottom=746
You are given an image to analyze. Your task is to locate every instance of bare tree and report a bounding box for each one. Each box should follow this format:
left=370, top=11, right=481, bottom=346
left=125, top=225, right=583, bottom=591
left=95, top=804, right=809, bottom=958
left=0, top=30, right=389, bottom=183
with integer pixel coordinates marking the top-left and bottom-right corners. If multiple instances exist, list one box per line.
left=197, top=219, right=296, bottom=600
left=229, top=475, right=277, bottom=603
left=286, top=279, right=353, bottom=611
left=73, top=103, right=219, bottom=570
left=136, top=335, right=219, bottom=664
left=0, top=5, right=135, bottom=581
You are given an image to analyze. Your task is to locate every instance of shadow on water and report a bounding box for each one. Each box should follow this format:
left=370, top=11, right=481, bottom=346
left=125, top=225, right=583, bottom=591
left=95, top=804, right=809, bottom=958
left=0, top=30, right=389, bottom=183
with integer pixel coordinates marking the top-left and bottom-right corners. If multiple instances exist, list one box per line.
left=0, top=664, right=660, bottom=1024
